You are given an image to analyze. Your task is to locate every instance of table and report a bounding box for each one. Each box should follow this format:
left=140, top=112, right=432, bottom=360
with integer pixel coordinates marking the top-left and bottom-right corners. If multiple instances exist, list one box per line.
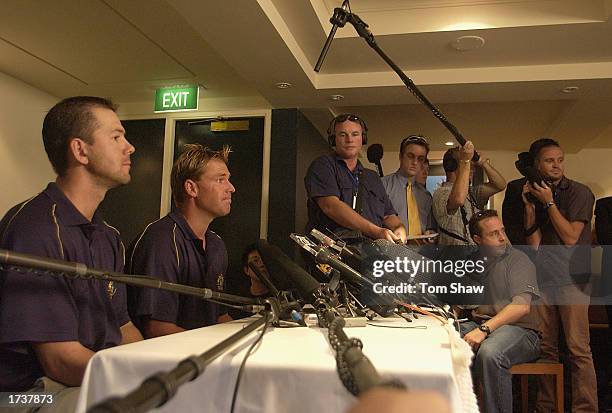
left=76, top=316, right=477, bottom=413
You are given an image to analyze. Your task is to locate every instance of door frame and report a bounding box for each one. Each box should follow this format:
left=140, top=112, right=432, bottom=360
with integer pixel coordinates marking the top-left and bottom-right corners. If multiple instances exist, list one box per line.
left=118, top=109, right=272, bottom=239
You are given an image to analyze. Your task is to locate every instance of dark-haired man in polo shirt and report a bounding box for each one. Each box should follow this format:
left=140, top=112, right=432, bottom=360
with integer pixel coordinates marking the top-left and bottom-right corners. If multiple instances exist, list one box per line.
left=523, top=138, right=598, bottom=413
left=304, top=113, right=406, bottom=243
left=129, top=144, right=234, bottom=338
left=0, top=96, right=142, bottom=409
left=460, top=210, right=540, bottom=413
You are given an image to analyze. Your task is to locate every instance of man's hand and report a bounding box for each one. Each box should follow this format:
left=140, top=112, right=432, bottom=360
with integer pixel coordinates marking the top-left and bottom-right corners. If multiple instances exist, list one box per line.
left=463, top=328, right=487, bottom=351
left=521, top=182, right=535, bottom=206
left=423, top=229, right=437, bottom=245
left=528, top=181, right=554, bottom=204
left=374, top=227, right=401, bottom=242
left=474, top=152, right=489, bottom=167
left=393, top=226, right=407, bottom=244
left=459, top=141, right=475, bottom=161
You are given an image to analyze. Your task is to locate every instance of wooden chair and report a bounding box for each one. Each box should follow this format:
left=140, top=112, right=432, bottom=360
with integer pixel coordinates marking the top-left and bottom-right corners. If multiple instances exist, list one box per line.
left=510, top=362, right=563, bottom=413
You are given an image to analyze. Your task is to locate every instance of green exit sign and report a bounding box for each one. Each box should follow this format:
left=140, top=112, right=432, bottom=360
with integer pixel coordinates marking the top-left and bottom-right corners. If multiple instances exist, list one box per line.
left=154, top=85, right=199, bottom=112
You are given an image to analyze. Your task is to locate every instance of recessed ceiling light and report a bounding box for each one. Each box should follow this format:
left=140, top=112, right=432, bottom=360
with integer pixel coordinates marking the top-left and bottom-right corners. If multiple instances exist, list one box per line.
left=561, top=86, right=579, bottom=94
left=445, top=141, right=454, bottom=146
left=275, top=82, right=292, bottom=89
left=330, top=94, right=344, bottom=101
left=450, top=35, right=485, bottom=51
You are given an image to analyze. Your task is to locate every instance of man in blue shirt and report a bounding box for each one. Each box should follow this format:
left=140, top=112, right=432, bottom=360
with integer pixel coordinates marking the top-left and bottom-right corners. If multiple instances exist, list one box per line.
left=382, top=135, right=437, bottom=239
left=0, top=96, right=142, bottom=407
left=304, top=114, right=405, bottom=243
left=129, top=144, right=234, bottom=338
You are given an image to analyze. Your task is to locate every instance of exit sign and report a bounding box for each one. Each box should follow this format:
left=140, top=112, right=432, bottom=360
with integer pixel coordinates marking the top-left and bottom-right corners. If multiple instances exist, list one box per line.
left=154, top=85, right=199, bottom=112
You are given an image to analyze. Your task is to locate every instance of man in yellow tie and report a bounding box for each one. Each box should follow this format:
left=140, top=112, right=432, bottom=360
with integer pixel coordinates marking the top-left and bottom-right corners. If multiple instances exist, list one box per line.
left=382, top=135, right=437, bottom=241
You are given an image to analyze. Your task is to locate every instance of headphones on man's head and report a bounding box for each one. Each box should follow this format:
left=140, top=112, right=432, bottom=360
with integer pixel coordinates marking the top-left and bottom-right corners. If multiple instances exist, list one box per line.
left=327, top=114, right=368, bottom=146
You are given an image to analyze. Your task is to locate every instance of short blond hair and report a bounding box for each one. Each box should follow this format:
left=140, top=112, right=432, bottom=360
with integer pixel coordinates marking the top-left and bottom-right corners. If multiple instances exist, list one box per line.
left=171, top=144, right=231, bottom=204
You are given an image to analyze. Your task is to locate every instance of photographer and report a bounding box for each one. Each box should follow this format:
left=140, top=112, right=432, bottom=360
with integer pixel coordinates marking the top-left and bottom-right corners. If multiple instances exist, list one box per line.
left=522, top=138, right=598, bottom=413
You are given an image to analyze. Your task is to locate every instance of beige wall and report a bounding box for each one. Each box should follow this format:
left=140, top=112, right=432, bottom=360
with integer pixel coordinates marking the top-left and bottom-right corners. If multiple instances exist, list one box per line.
left=0, top=72, right=58, bottom=215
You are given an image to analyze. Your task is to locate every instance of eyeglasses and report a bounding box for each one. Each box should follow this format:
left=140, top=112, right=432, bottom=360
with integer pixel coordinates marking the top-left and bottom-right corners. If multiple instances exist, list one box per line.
left=401, top=135, right=428, bottom=146
left=400, top=134, right=429, bottom=155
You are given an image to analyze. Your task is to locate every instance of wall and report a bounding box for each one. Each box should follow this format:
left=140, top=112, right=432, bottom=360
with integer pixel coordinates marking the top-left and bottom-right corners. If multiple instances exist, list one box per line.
left=0, top=72, right=58, bottom=215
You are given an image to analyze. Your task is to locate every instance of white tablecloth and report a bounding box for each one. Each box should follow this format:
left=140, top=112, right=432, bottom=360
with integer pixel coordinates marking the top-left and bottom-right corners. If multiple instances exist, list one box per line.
left=76, top=315, right=477, bottom=413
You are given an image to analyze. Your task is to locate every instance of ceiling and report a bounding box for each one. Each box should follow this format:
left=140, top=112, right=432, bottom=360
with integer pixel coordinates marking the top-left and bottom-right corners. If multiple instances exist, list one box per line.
left=1, top=0, right=611, bottom=153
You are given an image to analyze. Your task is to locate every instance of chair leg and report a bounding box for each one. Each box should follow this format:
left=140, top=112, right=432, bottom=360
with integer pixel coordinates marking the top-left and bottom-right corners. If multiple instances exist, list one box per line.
left=555, top=371, right=563, bottom=413
left=521, top=375, right=529, bottom=413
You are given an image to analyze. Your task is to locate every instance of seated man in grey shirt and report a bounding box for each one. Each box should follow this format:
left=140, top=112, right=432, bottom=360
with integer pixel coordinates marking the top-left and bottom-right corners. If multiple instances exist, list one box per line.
left=460, top=210, right=540, bottom=413
left=433, top=141, right=506, bottom=245
left=382, top=135, right=437, bottom=240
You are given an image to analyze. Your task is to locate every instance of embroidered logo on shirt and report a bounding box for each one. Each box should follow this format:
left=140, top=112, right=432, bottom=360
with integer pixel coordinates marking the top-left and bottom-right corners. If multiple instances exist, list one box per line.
left=107, top=281, right=117, bottom=299
left=216, top=273, right=224, bottom=291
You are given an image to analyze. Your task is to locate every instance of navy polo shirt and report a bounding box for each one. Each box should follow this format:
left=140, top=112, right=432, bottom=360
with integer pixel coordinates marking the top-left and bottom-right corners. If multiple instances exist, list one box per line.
left=0, top=183, right=129, bottom=391
left=304, top=153, right=397, bottom=235
left=128, top=211, right=227, bottom=331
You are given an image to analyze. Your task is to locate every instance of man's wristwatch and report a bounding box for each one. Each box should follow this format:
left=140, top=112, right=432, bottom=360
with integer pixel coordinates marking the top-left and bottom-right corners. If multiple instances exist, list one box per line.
left=543, top=200, right=555, bottom=210
left=478, top=324, right=491, bottom=336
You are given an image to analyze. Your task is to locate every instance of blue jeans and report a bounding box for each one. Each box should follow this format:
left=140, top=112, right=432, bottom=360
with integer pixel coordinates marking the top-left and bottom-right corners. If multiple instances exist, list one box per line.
left=460, top=321, right=540, bottom=413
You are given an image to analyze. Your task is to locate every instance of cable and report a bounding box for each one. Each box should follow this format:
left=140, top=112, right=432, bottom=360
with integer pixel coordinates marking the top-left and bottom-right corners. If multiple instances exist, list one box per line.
left=366, top=322, right=427, bottom=329
left=229, top=315, right=271, bottom=413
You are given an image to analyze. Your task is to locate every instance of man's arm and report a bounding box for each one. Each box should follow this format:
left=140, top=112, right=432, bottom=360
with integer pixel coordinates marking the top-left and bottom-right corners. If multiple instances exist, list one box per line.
left=143, top=319, right=186, bottom=338
left=120, top=321, right=143, bottom=344
left=522, top=182, right=542, bottom=248
left=316, top=196, right=400, bottom=241
left=528, top=181, right=585, bottom=246
left=32, top=341, right=95, bottom=387
left=463, top=294, right=531, bottom=350
left=446, top=142, right=474, bottom=213
left=475, top=157, right=507, bottom=199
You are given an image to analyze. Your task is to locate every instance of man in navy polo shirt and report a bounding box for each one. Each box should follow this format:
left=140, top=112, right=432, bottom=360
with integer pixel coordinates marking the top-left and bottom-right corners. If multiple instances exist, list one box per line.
left=129, top=144, right=234, bottom=338
left=304, top=114, right=406, bottom=243
left=0, top=97, right=142, bottom=406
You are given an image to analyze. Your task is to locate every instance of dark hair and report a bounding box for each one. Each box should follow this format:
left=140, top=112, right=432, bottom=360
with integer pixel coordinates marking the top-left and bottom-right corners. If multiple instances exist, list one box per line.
left=42, top=96, right=117, bottom=176
left=529, top=138, right=560, bottom=160
left=171, top=144, right=231, bottom=204
left=399, top=135, right=430, bottom=155
left=241, top=243, right=259, bottom=270
left=469, top=209, right=499, bottom=238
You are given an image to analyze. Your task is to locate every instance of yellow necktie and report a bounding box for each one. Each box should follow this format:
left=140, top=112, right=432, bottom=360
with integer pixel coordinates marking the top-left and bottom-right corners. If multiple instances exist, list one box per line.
left=406, top=181, right=422, bottom=236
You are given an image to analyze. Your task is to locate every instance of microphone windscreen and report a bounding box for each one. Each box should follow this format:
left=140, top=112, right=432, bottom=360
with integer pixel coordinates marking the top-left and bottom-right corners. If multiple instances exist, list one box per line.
left=366, top=144, right=384, bottom=163
left=256, top=239, right=320, bottom=302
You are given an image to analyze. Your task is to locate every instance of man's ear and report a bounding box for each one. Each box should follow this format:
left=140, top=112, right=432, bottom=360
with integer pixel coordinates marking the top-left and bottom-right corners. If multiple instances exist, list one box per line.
left=68, top=138, right=89, bottom=166
left=473, top=234, right=481, bottom=245
left=184, top=179, right=198, bottom=199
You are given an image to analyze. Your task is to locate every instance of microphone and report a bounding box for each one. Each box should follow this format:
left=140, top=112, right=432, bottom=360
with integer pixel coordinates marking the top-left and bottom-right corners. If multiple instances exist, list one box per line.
left=366, top=144, right=384, bottom=177
left=314, top=0, right=350, bottom=72
left=256, top=239, right=321, bottom=303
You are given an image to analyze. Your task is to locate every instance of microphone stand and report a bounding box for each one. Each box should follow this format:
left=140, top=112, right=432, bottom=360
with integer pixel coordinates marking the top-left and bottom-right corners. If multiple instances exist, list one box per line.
left=0, top=249, right=261, bottom=309
left=311, top=289, right=405, bottom=396
left=315, top=2, right=480, bottom=159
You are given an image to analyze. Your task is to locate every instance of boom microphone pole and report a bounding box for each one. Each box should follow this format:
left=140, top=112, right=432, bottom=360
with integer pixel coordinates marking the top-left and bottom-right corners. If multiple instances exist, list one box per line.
left=314, top=1, right=479, bottom=160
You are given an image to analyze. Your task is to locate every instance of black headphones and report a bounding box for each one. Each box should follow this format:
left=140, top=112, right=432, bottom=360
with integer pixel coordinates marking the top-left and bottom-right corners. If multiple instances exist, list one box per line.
left=443, top=147, right=459, bottom=172
left=327, top=114, right=368, bottom=146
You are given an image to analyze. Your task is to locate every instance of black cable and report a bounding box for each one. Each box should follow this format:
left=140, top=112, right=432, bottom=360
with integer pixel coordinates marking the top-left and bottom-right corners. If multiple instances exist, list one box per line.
left=229, top=315, right=271, bottom=413
left=366, top=322, right=427, bottom=329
